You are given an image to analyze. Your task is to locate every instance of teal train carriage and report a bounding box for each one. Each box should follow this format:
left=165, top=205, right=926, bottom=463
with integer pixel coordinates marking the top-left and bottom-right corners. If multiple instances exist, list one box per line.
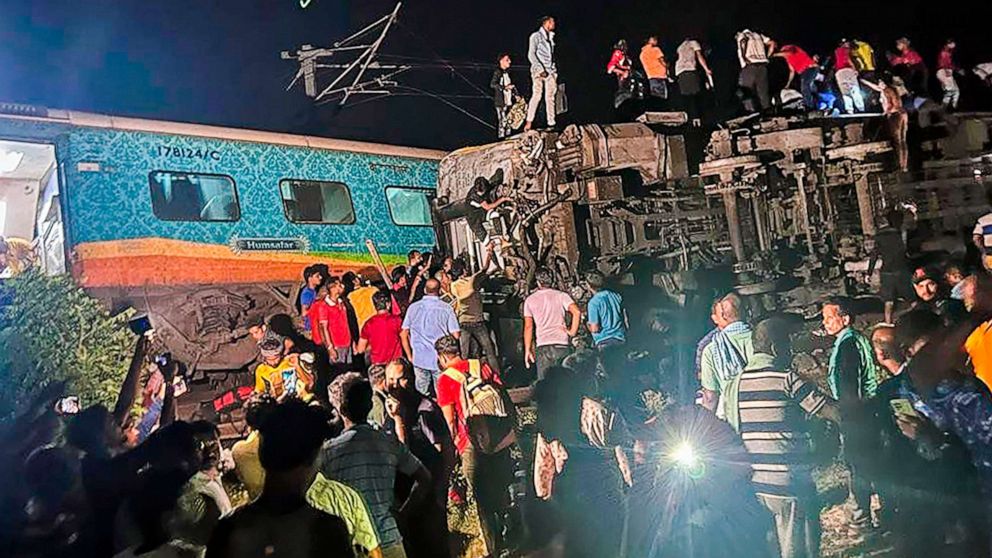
left=0, top=103, right=443, bottom=370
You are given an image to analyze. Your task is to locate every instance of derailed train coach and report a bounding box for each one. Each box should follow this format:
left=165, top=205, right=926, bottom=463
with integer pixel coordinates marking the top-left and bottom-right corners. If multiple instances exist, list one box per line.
left=436, top=111, right=992, bottom=319
left=0, top=102, right=442, bottom=370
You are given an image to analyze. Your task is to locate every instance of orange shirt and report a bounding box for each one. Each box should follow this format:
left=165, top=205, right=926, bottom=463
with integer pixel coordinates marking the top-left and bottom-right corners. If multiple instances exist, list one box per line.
left=640, top=45, right=668, bottom=79
left=967, top=321, right=992, bottom=390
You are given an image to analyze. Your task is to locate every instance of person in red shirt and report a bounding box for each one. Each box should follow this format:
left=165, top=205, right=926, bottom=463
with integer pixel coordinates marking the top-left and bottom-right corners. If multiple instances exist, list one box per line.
left=356, top=290, right=403, bottom=366
left=435, top=334, right=512, bottom=558
left=310, top=276, right=353, bottom=365
left=937, top=39, right=961, bottom=110
left=889, top=37, right=928, bottom=96
left=834, top=40, right=865, bottom=114
left=773, top=44, right=818, bottom=110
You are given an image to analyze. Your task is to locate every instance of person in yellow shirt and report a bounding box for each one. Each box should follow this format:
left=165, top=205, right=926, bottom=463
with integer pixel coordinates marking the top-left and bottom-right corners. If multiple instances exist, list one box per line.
left=348, top=280, right=380, bottom=331
left=253, top=336, right=314, bottom=400
left=231, top=394, right=276, bottom=500
left=230, top=395, right=383, bottom=557
left=307, top=473, right=384, bottom=558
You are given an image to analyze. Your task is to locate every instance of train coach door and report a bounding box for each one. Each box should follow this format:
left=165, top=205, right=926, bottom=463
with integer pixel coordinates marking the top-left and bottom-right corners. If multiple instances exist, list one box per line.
left=0, top=139, right=64, bottom=276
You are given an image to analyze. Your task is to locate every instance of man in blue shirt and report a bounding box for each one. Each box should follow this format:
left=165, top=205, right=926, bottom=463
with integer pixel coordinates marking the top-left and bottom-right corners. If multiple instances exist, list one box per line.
left=585, top=271, right=627, bottom=348
left=298, top=265, right=324, bottom=333
left=401, top=278, right=461, bottom=397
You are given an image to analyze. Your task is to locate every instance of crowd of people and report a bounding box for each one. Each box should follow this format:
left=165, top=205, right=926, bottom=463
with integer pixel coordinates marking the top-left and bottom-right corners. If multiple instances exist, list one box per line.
left=489, top=15, right=992, bottom=140
left=8, top=193, right=992, bottom=557
left=5, top=10, right=992, bottom=558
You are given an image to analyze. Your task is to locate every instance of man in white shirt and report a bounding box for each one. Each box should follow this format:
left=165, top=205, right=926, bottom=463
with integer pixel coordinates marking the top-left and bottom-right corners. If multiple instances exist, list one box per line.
left=675, top=38, right=714, bottom=123
left=523, top=268, right=581, bottom=381
left=735, top=29, right=776, bottom=113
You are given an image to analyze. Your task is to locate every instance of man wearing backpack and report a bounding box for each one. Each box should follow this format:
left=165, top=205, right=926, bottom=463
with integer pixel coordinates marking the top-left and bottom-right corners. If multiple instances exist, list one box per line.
left=435, top=335, right=514, bottom=558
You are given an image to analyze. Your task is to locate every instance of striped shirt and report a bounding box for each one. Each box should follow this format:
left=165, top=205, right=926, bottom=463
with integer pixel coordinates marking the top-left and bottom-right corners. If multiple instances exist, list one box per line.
left=317, top=424, right=423, bottom=549
left=732, top=354, right=829, bottom=496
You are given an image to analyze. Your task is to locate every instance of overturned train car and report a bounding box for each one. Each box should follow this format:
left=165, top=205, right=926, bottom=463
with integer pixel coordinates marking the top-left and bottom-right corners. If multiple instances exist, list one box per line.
left=436, top=111, right=992, bottom=315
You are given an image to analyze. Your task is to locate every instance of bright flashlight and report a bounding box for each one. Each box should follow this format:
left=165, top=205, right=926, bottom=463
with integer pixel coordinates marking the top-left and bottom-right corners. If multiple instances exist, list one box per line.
left=672, top=442, right=697, bottom=467
left=670, top=441, right=706, bottom=479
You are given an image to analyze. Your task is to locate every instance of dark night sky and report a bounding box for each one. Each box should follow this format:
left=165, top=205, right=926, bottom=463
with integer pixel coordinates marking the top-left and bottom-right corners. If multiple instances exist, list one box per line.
left=1, top=0, right=990, bottom=151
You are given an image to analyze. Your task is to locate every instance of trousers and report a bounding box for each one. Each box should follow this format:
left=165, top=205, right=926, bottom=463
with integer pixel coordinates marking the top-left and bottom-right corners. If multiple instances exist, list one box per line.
left=461, top=445, right=513, bottom=557
left=757, top=490, right=821, bottom=558
left=938, top=69, right=960, bottom=109
left=527, top=71, right=558, bottom=126
left=535, top=344, right=571, bottom=382
left=413, top=366, right=439, bottom=398
left=739, top=63, right=770, bottom=112
left=459, top=320, right=500, bottom=375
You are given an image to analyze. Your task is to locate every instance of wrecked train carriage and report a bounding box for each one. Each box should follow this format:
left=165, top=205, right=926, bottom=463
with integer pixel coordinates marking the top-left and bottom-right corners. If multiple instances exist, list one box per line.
left=436, top=113, right=906, bottom=313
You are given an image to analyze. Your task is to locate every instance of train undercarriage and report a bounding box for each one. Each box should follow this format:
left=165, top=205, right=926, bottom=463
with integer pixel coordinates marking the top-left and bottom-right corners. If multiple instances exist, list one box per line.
left=436, top=111, right=992, bottom=320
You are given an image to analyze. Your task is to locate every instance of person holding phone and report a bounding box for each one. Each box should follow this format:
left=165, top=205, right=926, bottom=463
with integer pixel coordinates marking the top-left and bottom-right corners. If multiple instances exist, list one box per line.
left=865, top=310, right=981, bottom=554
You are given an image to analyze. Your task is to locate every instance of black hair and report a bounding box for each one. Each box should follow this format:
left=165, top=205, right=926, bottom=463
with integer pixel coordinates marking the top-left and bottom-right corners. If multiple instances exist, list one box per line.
left=328, top=372, right=373, bottom=423
left=535, top=267, right=554, bottom=287
left=407, top=250, right=421, bottom=261
left=303, top=265, right=320, bottom=282
left=372, top=290, right=392, bottom=311
left=246, top=312, right=266, bottom=329
left=267, top=313, right=298, bottom=340
left=944, top=260, right=964, bottom=276
left=496, top=52, right=511, bottom=64
left=257, top=399, right=333, bottom=472
left=895, top=309, right=942, bottom=351
left=449, top=259, right=467, bottom=281
left=386, top=358, right=415, bottom=383
left=539, top=15, right=554, bottom=25
left=391, top=266, right=407, bottom=283
left=190, top=420, right=221, bottom=472
left=585, top=270, right=606, bottom=290
left=434, top=334, right=461, bottom=358
left=245, top=394, right=277, bottom=430
left=752, top=317, right=792, bottom=356
left=65, top=405, right=112, bottom=454
left=325, top=275, right=341, bottom=287
left=822, top=296, right=854, bottom=318
left=342, top=271, right=358, bottom=294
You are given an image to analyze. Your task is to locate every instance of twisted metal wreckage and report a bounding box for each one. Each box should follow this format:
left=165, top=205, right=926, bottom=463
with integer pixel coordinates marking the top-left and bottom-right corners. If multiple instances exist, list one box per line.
left=435, top=111, right=992, bottom=315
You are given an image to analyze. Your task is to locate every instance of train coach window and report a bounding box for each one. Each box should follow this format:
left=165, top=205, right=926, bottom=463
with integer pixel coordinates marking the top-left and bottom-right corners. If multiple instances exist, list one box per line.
left=279, top=179, right=355, bottom=224
left=148, top=171, right=240, bottom=222
left=385, top=187, right=433, bottom=227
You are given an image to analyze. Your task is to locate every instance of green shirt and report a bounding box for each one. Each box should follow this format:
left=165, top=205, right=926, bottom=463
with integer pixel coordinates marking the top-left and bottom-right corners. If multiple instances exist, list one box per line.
left=700, top=328, right=755, bottom=421
left=306, top=473, right=381, bottom=554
